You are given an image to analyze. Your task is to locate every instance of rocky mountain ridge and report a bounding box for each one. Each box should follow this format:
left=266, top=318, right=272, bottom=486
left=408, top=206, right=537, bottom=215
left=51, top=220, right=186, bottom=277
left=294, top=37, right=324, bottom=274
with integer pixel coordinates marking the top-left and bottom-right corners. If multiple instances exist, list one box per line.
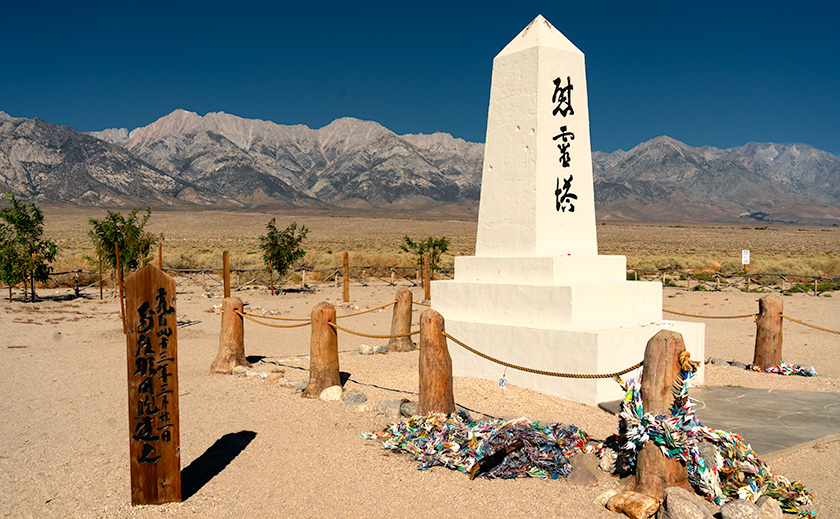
left=3, top=109, right=840, bottom=225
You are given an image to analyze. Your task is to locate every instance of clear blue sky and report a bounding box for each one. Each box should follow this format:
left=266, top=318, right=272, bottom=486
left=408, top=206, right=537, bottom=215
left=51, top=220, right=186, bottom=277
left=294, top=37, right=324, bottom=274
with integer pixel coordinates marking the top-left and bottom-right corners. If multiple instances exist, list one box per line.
left=2, top=1, right=838, bottom=154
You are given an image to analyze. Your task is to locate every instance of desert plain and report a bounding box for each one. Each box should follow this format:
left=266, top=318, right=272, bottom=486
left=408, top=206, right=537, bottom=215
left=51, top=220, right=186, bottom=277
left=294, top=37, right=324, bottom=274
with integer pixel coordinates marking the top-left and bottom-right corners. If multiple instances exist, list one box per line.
left=1, top=210, right=839, bottom=518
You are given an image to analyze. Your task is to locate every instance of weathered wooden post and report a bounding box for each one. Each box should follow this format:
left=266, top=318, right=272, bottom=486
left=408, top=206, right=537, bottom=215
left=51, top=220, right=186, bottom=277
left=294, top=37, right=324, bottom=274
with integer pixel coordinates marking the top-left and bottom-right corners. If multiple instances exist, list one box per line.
left=302, top=302, right=341, bottom=398
left=753, top=294, right=783, bottom=370
left=300, top=268, right=307, bottom=290
left=211, top=297, right=249, bottom=373
left=390, top=268, right=395, bottom=286
left=124, top=264, right=181, bottom=505
left=418, top=309, right=455, bottom=415
left=423, top=252, right=431, bottom=301
left=222, top=251, right=231, bottom=299
left=158, top=242, right=163, bottom=269
left=387, top=287, right=416, bottom=352
left=636, top=331, right=692, bottom=495
left=116, top=242, right=126, bottom=334
left=342, top=252, right=350, bottom=303
left=98, top=242, right=103, bottom=300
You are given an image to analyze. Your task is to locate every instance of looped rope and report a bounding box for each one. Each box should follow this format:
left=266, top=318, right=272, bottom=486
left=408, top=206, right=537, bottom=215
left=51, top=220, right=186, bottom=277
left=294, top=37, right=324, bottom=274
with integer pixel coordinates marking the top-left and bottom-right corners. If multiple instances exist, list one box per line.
left=328, top=321, right=420, bottom=339
left=235, top=309, right=312, bottom=328
left=663, top=309, right=755, bottom=319
left=781, top=314, right=840, bottom=335
left=678, top=351, right=700, bottom=373
left=442, top=331, right=643, bottom=380
left=240, top=311, right=310, bottom=322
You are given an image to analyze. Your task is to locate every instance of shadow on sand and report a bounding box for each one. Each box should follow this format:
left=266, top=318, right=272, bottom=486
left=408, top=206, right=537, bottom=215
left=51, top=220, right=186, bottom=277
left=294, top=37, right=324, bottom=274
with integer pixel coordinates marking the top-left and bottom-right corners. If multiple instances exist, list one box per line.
left=181, top=430, right=257, bottom=500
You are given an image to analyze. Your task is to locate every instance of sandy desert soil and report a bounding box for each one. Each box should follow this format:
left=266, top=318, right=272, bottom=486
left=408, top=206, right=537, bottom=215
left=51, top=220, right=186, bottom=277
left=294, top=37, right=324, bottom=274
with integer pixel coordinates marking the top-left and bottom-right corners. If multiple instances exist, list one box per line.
left=1, top=277, right=838, bottom=518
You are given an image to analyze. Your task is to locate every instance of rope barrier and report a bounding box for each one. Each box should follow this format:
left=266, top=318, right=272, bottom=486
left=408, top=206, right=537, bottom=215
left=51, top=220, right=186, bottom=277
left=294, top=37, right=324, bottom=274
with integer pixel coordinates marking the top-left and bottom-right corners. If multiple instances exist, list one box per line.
left=442, top=331, right=644, bottom=380
left=663, top=309, right=755, bottom=319
left=336, top=300, right=397, bottom=319
left=328, top=321, right=420, bottom=339
left=240, top=311, right=310, bottom=322
left=235, top=310, right=312, bottom=328
left=414, top=301, right=431, bottom=307
left=781, top=314, right=840, bottom=335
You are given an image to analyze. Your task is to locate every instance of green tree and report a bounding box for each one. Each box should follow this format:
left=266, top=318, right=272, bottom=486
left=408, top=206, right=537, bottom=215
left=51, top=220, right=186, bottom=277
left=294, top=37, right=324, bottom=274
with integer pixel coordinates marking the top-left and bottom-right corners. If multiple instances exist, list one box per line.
left=259, top=219, right=309, bottom=279
left=88, top=208, right=157, bottom=275
left=400, top=235, right=450, bottom=273
left=0, top=193, right=58, bottom=302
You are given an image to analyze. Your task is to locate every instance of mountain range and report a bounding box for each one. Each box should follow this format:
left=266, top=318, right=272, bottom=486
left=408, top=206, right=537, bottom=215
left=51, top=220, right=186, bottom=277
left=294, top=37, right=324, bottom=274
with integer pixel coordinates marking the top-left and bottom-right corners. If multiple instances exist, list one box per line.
left=1, top=109, right=839, bottom=225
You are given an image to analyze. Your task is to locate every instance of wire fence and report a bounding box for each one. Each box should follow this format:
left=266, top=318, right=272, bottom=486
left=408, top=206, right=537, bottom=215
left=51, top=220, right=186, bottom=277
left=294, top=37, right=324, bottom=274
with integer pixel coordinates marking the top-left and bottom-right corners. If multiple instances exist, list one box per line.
left=3, top=265, right=838, bottom=300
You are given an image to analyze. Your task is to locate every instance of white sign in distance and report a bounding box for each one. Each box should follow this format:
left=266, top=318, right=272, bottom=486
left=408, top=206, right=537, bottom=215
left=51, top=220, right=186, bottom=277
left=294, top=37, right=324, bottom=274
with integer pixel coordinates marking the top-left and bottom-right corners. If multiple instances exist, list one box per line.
left=742, top=249, right=750, bottom=265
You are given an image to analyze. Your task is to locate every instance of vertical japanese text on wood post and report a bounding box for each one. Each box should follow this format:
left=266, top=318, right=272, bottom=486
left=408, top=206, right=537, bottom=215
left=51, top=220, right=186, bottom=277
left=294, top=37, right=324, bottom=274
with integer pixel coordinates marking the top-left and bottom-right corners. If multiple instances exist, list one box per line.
left=125, top=264, right=181, bottom=505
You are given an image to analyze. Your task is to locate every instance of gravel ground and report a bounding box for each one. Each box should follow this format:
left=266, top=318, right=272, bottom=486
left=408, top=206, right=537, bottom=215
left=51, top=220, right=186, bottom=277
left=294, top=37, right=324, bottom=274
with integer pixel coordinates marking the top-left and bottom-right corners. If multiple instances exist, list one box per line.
left=1, top=282, right=837, bottom=518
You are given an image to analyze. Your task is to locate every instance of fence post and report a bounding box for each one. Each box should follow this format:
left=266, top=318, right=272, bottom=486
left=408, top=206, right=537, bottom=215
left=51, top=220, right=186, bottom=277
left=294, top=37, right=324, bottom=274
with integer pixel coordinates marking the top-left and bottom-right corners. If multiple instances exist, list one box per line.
left=632, top=330, right=691, bottom=498
left=418, top=309, right=455, bottom=415
left=211, top=297, right=249, bottom=373
left=388, top=287, right=416, bottom=352
left=302, top=302, right=341, bottom=398
left=362, top=268, right=367, bottom=286
left=223, top=251, right=231, bottom=299
left=98, top=242, right=103, bottom=300
left=158, top=242, right=163, bottom=269
left=390, top=268, right=395, bottom=286
left=814, top=277, right=818, bottom=296
left=301, top=269, right=306, bottom=290
left=115, top=242, right=126, bottom=334
left=74, top=271, right=80, bottom=297
left=746, top=275, right=751, bottom=292
left=423, top=252, right=431, bottom=301
left=685, top=273, right=690, bottom=291
left=342, top=252, right=350, bottom=303
left=269, top=262, right=274, bottom=295
left=753, top=294, right=782, bottom=370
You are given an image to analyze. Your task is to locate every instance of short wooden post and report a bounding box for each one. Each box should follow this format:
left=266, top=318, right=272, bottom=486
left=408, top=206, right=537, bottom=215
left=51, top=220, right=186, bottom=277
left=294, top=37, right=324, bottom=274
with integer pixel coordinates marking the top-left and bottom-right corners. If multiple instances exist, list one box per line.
left=631, top=330, right=691, bottom=500
left=423, top=252, right=431, bottom=301
left=300, top=269, right=306, bottom=290
left=158, top=242, right=163, bottom=269
left=124, top=264, right=181, bottom=504
left=387, top=287, right=416, bottom=352
left=211, top=297, right=249, bottom=373
left=418, top=309, right=455, bottom=415
left=746, top=275, right=751, bottom=292
left=390, top=268, right=395, bottom=285
left=342, top=252, right=350, bottom=303
left=814, top=277, right=819, bottom=296
left=753, top=294, right=783, bottom=370
left=222, top=251, right=231, bottom=299
left=98, top=242, right=103, bottom=300
left=302, top=302, right=340, bottom=398
left=116, top=242, right=127, bottom=334
left=685, top=273, right=690, bottom=291
left=361, top=268, right=367, bottom=286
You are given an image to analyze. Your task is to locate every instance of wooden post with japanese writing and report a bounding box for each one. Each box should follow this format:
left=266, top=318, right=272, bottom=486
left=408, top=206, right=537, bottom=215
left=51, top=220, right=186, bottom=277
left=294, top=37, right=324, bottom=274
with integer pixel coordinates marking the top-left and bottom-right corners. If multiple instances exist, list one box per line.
left=124, top=264, right=181, bottom=505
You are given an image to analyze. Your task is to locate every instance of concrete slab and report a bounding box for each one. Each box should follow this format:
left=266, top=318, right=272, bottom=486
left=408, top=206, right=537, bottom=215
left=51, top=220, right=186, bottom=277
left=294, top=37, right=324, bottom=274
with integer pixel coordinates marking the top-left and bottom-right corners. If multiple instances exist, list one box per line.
left=599, top=386, right=840, bottom=459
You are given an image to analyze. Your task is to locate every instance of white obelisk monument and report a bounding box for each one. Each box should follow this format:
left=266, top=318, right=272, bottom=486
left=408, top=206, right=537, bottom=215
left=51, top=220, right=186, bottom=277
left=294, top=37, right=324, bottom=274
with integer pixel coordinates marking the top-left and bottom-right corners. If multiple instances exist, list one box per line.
left=432, top=15, right=705, bottom=406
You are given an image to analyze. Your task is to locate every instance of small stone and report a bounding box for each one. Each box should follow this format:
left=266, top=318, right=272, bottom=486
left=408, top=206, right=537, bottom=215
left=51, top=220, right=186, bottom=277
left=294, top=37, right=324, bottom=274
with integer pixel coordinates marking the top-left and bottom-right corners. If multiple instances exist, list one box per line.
left=342, top=390, right=367, bottom=406
left=696, top=441, right=719, bottom=470
left=657, top=486, right=714, bottom=519
left=599, top=447, right=618, bottom=473
left=355, top=402, right=374, bottom=412
left=232, top=365, right=249, bottom=375
left=377, top=399, right=405, bottom=420
left=593, top=488, right=620, bottom=506
left=566, top=455, right=598, bottom=487
left=400, top=402, right=419, bottom=417
left=358, top=344, right=374, bottom=355
left=246, top=370, right=269, bottom=379
left=720, top=499, right=760, bottom=519
left=319, top=385, right=343, bottom=402
left=731, top=361, right=747, bottom=370
left=293, top=380, right=308, bottom=392
left=373, top=344, right=388, bottom=354
left=710, top=358, right=730, bottom=366
left=606, top=491, right=660, bottom=519
left=755, top=496, right=783, bottom=519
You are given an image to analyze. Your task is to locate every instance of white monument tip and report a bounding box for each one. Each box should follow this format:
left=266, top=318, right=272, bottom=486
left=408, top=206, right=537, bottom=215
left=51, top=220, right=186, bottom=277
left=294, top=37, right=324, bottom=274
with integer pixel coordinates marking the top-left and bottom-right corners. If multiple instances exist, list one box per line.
left=498, top=14, right=583, bottom=56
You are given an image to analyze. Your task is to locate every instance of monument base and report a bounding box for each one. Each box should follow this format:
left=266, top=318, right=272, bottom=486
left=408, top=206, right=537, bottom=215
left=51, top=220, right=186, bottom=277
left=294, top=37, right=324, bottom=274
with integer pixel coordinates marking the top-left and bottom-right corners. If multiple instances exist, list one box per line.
left=431, top=262, right=706, bottom=406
